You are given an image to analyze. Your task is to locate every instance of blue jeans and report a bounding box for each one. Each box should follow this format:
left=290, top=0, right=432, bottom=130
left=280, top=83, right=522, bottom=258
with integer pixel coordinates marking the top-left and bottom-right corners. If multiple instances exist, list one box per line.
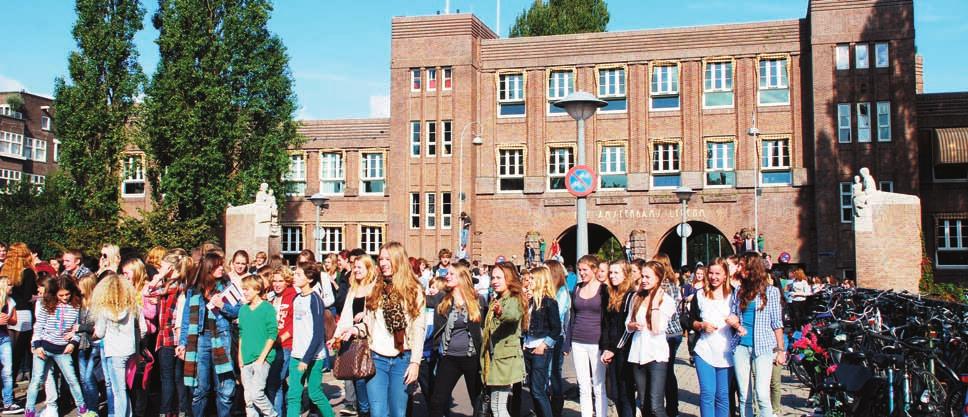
left=26, top=350, right=86, bottom=412
left=355, top=378, right=370, bottom=412
left=157, top=346, right=187, bottom=415
left=191, top=333, right=237, bottom=417
left=0, top=336, right=12, bottom=406
left=549, top=335, right=564, bottom=398
left=632, top=361, right=668, bottom=417
left=99, top=341, right=115, bottom=417
left=77, top=344, right=102, bottom=412
left=267, top=347, right=291, bottom=417
left=103, top=355, right=130, bottom=417
left=365, top=351, right=412, bottom=417
left=665, top=335, right=682, bottom=416
left=525, top=348, right=552, bottom=417
left=695, top=355, right=731, bottom=417
left=733, top=345, right=773, bottom=417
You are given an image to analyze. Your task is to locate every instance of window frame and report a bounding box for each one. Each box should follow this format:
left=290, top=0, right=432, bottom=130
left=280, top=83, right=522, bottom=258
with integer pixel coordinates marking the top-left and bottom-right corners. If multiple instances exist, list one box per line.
left=936, top=218, right=968, bottom=269
left=596, top=65, right=628, bottom=113
left=757, top=55, right=791, bottom=106
left=441, top=192, right=452, bottom=229
left=855, top=44, right=869, bottom=69
left=41, top=115, right=51, bottom=131
left=838, top=103, right=852, bottom=143
left=0, top=169, right=21, bottom=193
left=546, top=145, right=575, bottom=192
left=703, top=58, right=735, bottom=109
left=427, top=68, right=437, bottom=92
left=878, top=180, right=894, bottom=192
left=410, top=121, right=421, bottom=157
left=53, top=139, right=60, bottom=162
left=704, top=137, right=736, bottom=188
left=651, top=139, right=682, bottom=189
left=442, top=67, right=453, bottom=90
left=836, top=44, right=850, bottom=70
left=876, top=101, right=891, bottom=142
left=0, top=131, right=25, bottom=159
left=497, top=72, right=526, bottom=118
left=359, top=224, right=385, bottom=255
left=496, top=146, right=526, bottom=192
left=285, top=152, right=307, bottom=196
left=409, top=193, right=420, bottom=229
left=650, top=62, right=681, bottom=111
left=410, top=68, right=422, bottom=92
left=760, top=135, right=792, bottom=186
left=121, top=153, right=146, bottom=197
left=26, top=137, right=47, bottom=162
left=317, top=225, right=344, bottom=255
left=360, top=151, right=386, bottom=195
left=426, top=121, right=437, bottom=157
left=875, top=42, right=890, bottom=68
left=425, top=192, right=437, bottom=229
left=857, top=102, right=872, bottom=143
left=598, top=143, right=627, bottom=190
left=281, top=225, right=304, bottom=255
left=319, top=150, right=345, bottom=195
left=839, top=182, right=853, bottom=223
left=547, top=68, right=576, bottom=116
left=442, top=120, right=453, bottom=156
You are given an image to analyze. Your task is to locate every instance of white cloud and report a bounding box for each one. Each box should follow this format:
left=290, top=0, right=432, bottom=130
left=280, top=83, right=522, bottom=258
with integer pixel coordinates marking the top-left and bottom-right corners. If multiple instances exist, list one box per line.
left=0, top=74, right=25, bottom=92
left=369, top=95, right=390, bottom=118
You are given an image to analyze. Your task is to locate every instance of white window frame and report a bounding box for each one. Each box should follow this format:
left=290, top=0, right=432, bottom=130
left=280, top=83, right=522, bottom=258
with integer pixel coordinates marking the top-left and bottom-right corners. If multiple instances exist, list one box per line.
left=758, top=57, right=790, bottom=106
left=936, top=219, right=968, bottom=269
left=0, top=131, right=25, bottom=159
left=876, top=101, right=891, bottom=142
left=650, top=64, right=680, bottom=111
left=839, top=182, right=853, bottom=223
left=703, top=60, right=734, bottom=109
left=319, top=151, right=345, bottom=195
left=598, top=67, right=626, bottom=98
left=122, top=154, right=146, bottom=197
left=53, top=139, right=60, bottom=162
left=497, top=148, right=525, bottom=192
left=409, top=192, right=420, bottom=229
left=427, top=68, right=437, bottom=92
left=599, top=145, right=627, bottom=190
left=0, top=105, right=22, bottom=120
left=855, top=44, right=869, bottom=69
left=41, top=115, right=51, bottom=131
left=0, top=169, right=21, bottom=193
left=857, top=102, right=871, bottom=143
left=317, top=226, right=343, bottom=255
left=875, top=42, right=889, bottom=68
left=360, top=225, right=384, bottom=255
left=281, top=226, right=303, bottom=255
left=498, top=73, right=525, bottom=118
left=425, top=192, right=437, bottom=229
left=705, top=141, right=735, bottom=188
left=547, top=70, right=575, bottom=116
left=25, top=137, right=47, bottom=162
left=360, top=152, right=385, bottom=195
left=442, top=67, right=453, bottom=90
left=285, top=153, right=306, bottom=196
left=761, top=138, right=792, bottom=186
left=652, top=142, right=680, bottom=174
left=426, top=121, right=437, bottom=157
left=879, top=180, right=894, bottom=192
left=442, top=120, right=452, bottom=156
left=838, top=104, right=852, bottom=143
left=410, top=68, right=421, bottom=92
left=410, top=121, right=421, bottom=157
left=547, top=146, right=574, bottom=191
left=441, top=192, right=452, bottom=229
left=836, top=44, right=850, bottom=70
left=28, top=174, right=45, bottom=191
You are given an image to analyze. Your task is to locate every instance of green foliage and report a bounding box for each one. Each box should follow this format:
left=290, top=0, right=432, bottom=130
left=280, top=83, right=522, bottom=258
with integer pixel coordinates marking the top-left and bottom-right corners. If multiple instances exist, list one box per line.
left=62, top=206, right=214, bottom=257
left=0, top=175, right=71, bottom=258
left=509, top=0, right=609, bottom=37
left=143, top=0, right=301, bottom=231
left=919, top=256, right=967, bottom=302
left=4, top=95, right=24, bottom=112
left=596, top=236, right=624, bottom=262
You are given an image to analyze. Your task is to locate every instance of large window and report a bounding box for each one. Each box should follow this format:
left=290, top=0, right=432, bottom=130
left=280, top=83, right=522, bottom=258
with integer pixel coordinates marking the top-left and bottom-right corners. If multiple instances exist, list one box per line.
left=838, top=104, right=852, bottom=143
left=410, top=121, right=420, bottom=157
left=0, top=169, right=20, bottom=192
left=704, top=60, right=734, bottom=108
left=425, top=192, right=437, bottom=229
left=547, top=70, right=575, bottom=115
left=857, top=102, right=871, bottom=142
left=410, top=69, right=421, bottom=91
left=441, top=192, right=452, bottom=229
left=409, top=193, right=420, bottom=229
left=840, top=182, right=853, bottom=223
left=855, top=44, right=869, bottom=69
left=319, top=152, right=344, bottom=194
left=361, top=226, right=383, bottom=255
left=122, top=154, right=145, bottom=196
left=41, top=115, right=51, bottom=131
left=597, top=67, right=627, bottom=112
left=758, top=57, right=790, bottom=105
left=426, top=121, right=437, bottom=157
left=651, top=64, right=680, bottom=110
left=547, top=147, right=574, bottom=191
left=442, top=121, right=452, bottom=156
left=498, top=73, right=525, bottom=117
left=25, top=138, right=47, bottom=162
left=652, top=142, right=680, bottom=188
left=285, top=153, right=306, bottom=196
left=317, top=226, right=343, bottom=255
left=0, top=131, right=24, bottom=157
left=836, top=44, right=850, bottom=70
left=498, top=148, right=524, bottom=191
left=876, top=101, right=891, bottom=142
left=442, top=67, right=453, bottom=90
left=875, top=42, right=890, bottom=68
left=599, top=145, right=627, bottom=190
left=28, top=174, right=45, bottom=191
left=761, top=138, right=792, bottom=185
left=427, top=68, right=437, bottom=91
left=706, top=141, right=735, bottom=187
left=0, top=105, right=22, bottom=120
left=937, top=219, right=967, bottom=267
left=360, top=152, right=385, bottom=194
left=282, top=226, right=303, bottom=259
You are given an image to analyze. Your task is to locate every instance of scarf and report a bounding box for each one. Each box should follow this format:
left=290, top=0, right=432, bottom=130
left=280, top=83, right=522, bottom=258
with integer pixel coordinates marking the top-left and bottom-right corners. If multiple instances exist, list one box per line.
left=380, top=280, right=407, bottom=352
left=183, top=286, right=234, bottom=387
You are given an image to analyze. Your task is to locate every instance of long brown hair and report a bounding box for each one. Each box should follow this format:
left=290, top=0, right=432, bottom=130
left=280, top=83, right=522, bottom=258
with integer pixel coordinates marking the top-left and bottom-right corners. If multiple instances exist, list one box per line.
left=545, top=260, right=567, bottom=292
left=651, top=252, right=678, bottom=286
left=493, top=262, right=529, bottom=331
left=631, top=261, right=667, bottom=331
left=737, top=252, right=769, bottom=311
left=121, top=257, right=149, bottom=293
left=436, top=263, right=482, bottom=323
left=606, top=259, right=635, bottom=312
left=190, top=252, right=225, bottom=300
left=1, top=243, right=32, bottom=287
left=43, top=275, right=82, bottom=313
left=367, top=242, right=422, bottom=319
left=703, top=257, right=732, bottom=299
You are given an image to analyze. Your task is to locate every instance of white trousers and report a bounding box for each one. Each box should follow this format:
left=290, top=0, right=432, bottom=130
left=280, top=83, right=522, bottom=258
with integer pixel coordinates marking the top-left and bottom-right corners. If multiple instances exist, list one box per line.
left=571, top=342, right=607, bottom=417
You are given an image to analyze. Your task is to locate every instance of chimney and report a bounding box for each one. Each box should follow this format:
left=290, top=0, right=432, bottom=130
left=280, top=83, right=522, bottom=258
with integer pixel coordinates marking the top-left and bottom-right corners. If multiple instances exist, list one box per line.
left=915, top=54, right=924, bottom=94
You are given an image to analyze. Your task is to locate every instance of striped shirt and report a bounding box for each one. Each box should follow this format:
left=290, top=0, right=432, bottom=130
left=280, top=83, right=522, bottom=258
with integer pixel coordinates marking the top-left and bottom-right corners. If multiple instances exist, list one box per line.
left=31, top=302, right=80, bottom=354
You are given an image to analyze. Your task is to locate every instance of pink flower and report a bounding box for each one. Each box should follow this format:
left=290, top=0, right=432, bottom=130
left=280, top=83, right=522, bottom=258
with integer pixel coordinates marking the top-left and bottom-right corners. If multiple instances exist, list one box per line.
left=826, top=364, right=838, bottom=375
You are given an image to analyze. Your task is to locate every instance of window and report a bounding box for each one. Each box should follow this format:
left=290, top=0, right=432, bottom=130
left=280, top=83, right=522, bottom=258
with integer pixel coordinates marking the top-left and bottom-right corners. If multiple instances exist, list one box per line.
left=934, top=164, right=968, bottom=182
left=409, top=193, right=420, bottom=229
left=761, top=139, right=792, bottom=185
left=319, top=152, right=344, bottom=194
left=651, top=64, right=680, bottom=110
left=547, top=147, right=574, bottom=191
left=0, top=131, right=24, bottom=158
left=282, top=226, right=303, bottom=256
left=876, top=101, right=891, bottom=142
left=706, top=141, right=736, bottom=187
left=426, top=121, right=437, bottom=156
left=597, top=67, right=626, bottom=112
left=361, top=226, right=383, bottom=255
left=652, top=142, right=681, bottom=188
left=410, top=121, right=421, bottom=157
left=427, top=68, right=437, bottom=91
left=360, top=152, right=385, bottom=194
left=875, top=42, right=889, bottom=68
left=879, top=181, right=894, bottom=192
left=857, top=102, right=871, bottom=142
left=498, top=73, right=525, bottom=117
left=41, top=115, right=51, bottom=131
left=122, top=155, right=145, bottom=196
left=441, top=192, right=452, bottom=229
left=53, top=139, right=60, bottom=162
left=855, top=44, right=869, bottom=69
left=600, top=145, right=627, bottom=189
left=28, top=174, right=45, bottom=191
left=425, top=192, right=436, bottom=229
left=837, top=104, right=852, bottom=143
left=547, top=70, right=574, bottom=115
left=836, top=44, right=850, bottom=70
left=0, top=169, right=20, bottom=192
left=442, top=67, right=453, bottom=90
left=0, top=105, right=22, bottom=120
left=285, top=153, right=306, bottom=196
left=442, top=120, right=452, bottom=156
left=410, top=69, right=421, bottom=91
left=498, top=148, right=524, bottom=191
left=25, top=138, right=47, bottom=162
left=704, top=61, right=734, bottom=108
left=937, top=219, right=968, bottom=267
left=318, top=226, right=343, bottom=255
left=758, top=57, right=790, bottom=105
left=840, top=182, right=853, bottom=223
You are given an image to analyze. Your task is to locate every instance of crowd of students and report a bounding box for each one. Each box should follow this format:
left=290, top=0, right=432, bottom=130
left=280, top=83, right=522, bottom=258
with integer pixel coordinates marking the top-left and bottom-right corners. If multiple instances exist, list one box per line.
left=0, top=239, right=801, bottom=417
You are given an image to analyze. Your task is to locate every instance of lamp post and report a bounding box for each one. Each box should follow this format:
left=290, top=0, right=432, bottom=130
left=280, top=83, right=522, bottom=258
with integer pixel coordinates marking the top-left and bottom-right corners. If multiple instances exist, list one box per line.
left=457, top=121, right=483, bottom=254
left=748, top=112, right=761, bottom=238
left=675, top=186, right=695, bottom=268
left=307, top=193, right=329, bottom=254
left=554, top=92, right=606, bottom=259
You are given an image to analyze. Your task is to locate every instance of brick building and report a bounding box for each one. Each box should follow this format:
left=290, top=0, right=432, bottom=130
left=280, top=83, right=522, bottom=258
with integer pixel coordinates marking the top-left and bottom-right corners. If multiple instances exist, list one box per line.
left=0, top=91, right=57, bottom=192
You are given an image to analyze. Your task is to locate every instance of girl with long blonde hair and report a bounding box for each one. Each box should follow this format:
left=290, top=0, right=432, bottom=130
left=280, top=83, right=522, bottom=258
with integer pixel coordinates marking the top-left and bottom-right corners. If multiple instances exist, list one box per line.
left=98, top=244, right=121, bottom=276
left=92, top=272, right=147, bottom=417
left=566, top=254, right=610, bottom=417
left=1, top=242, right=35, bottom=390
left=331, top=254, right=378, bottom=417
left=651, top=253, right=684, bottom=417
left=482, top=262, right=528, bottom=417
left=685, top=257, right=737, bottom=417
left=75, top=274, right=101, bottom=413
left=0, top=276, right=19, bottom=412
left=543, top=260, right=571, bottom=416
left=522, top=265, right=561, bottom=417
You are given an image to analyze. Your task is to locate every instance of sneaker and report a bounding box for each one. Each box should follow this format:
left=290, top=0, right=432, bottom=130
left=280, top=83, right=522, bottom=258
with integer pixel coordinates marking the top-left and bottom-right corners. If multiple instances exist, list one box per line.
left=40, top=406, right=56, bottom=417
left=1, top=404, right=23, bottom=415
left=341, top=405, right=358, bottom=415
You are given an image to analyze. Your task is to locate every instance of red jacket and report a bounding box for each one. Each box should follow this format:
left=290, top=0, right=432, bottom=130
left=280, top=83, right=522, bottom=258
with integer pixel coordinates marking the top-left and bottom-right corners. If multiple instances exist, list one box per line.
left=272, top=286, right=298, bottom=349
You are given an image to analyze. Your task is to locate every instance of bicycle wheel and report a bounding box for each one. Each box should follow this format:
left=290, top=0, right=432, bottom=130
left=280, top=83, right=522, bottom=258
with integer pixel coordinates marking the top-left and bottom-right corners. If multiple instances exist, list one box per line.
left=910, top=368, right=948, bottom=417
left=788, top=357, right=813, bottom=387
left=942, top=384, right=965, bottom=417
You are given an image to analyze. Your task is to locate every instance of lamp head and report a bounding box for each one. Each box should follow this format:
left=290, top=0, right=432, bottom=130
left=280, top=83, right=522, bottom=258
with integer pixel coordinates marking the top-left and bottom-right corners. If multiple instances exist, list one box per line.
left=307, top=192, right=329, bottom=208
left=674, top=186, right=695, bottom=202
left=472, top=135, right=483, bottom=145
left=553, top=91, right=607, bottom=121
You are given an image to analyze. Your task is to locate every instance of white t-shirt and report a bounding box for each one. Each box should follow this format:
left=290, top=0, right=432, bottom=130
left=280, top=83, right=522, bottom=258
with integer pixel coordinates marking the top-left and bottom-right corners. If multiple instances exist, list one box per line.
left=791, top=280, right=811, bottom=302
left=314, top=273, right=336, bottom=308
left=291, top=292, right=327, bottom=360
left=626, top=293, right=675, bottom=365
left=693, top=291, right=734, bottom=368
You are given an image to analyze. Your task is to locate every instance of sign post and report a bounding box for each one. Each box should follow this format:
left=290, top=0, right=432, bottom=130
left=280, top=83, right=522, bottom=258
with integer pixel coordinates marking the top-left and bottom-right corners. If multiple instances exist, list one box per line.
left=566, top=165, right=598, bottom=258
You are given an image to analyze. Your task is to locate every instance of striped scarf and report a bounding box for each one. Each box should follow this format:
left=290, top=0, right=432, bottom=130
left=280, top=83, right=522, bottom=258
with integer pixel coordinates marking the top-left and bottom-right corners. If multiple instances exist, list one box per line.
left=183, top=288, right=233, bottom=387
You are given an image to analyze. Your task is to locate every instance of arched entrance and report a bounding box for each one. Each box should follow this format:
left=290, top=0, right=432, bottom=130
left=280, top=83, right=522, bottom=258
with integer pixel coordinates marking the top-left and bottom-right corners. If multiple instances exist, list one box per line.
left=556, top=223, right=622, bottom=266
left=658, top=221, right=734, bottom=267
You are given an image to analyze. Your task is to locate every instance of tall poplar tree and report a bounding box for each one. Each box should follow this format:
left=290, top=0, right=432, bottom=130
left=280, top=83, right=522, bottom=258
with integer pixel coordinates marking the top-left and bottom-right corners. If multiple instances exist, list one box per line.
left=143, top=0, right=300, bottom=231
left=53, top=0, right=146, bottom=223
left=510, top=0, right=609, bottom=37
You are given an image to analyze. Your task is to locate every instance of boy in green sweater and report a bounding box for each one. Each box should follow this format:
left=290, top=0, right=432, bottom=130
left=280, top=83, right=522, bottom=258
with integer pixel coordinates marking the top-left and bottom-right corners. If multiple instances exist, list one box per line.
left=239, top=275, right=278, bottom=417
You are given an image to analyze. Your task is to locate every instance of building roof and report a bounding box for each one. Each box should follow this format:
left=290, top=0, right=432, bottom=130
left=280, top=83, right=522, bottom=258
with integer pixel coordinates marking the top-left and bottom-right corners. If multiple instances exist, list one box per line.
left=297, top=118, right=390, bottom=147
left=917, top=92, right=968, bottom=128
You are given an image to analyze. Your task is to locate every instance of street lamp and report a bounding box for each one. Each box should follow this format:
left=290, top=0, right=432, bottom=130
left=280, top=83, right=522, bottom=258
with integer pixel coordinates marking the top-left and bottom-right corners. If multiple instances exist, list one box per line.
left=458, top=121, right=483, bottom=256
left=675, top=186, right=695, bottom=268
left=307, top=192, right=329, bottom=254
left=748, top=112, right=761, bottom=238
left=554, top=91, right=606, bottom=259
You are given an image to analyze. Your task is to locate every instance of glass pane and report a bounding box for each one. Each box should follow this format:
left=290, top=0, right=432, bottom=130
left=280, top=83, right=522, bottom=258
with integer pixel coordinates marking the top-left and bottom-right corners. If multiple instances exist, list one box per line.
left=600, top=98, right=627, bottom=112
left=762, top=171, right=792, bottom=185
left=500, top=103, right=526, bottom=116
left=759, top=89, right=789, bottom=105
left=653, top=174, right=681, bottom=188
left=937, top=251, right=968, bottom=266
left=704, top=91, right=733, bottom=107
left=601, top=174, right=627, bottom=189
left=500, top=178, right=524, bottom=191
left=706, top=171, right=736, bottom=186
left=549, top=177, right=566, bottom=190
left=364, top=180, right=385, bottom=194
left=652, top=96, right=680, bottom=109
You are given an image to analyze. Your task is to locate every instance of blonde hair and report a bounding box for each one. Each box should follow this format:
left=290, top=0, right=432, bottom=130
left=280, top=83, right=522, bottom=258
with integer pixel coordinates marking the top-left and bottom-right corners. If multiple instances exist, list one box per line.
left=272, top=265, right=293, bottom=286
left=101, top=244, right=121, bottom=271
left=651, top=252, right=678, bottom=286
left=121, top=257, right=149, bottom=292
left=146, top=246, right=167, bottom=269
left=0, top=277, right=9, bottom=311
left=367, top=242, right=422, bottom=319
left=351, top=254, right=378, bottom=290
left=90, top=272, right=140, bottom=319
left=242, top=275, right=265, bottom=295
left=1, top=243, right=32, bottom=287
left=77, top=274, right=98, bottom=307
left=607, top=259, right=635, bottom=312
left=436, top=263, right=481, bottom=323
left=528, top=265, right=557, bottom=305
left=323, top=253, right=339, bottom=277
left=162, top=249, right=192, bottom=282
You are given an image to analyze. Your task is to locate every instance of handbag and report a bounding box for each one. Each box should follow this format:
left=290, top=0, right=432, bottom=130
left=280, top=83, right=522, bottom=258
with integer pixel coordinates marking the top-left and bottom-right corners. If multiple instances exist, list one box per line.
left=332, top=323, right=375, bottom=380
left=125, top=312, right=155, bottom=389
left=474, top=390, right=492, bottom=417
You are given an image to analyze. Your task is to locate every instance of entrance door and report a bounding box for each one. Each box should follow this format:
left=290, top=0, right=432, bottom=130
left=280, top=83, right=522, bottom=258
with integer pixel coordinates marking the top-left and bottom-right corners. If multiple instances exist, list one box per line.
left=556, top=223, right=622, bottom=266
left=657, top=221, right=734, bottom=267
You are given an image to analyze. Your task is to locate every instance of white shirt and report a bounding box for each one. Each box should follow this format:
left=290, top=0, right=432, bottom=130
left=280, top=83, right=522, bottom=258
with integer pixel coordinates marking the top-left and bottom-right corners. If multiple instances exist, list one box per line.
left=693, top=291, right=734, bottom=368
left=626, top=293, right=675, bottom=365
left=314, top=272, right=337, bottom=308
left=791, top=280, right=811, bottom=302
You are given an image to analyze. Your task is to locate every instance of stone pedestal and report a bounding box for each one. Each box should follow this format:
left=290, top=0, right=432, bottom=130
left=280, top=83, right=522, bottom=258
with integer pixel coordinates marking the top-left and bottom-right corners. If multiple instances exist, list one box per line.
left=853, top=190, right=922, bottom=293
left=225, top=184, right=281, bottom=259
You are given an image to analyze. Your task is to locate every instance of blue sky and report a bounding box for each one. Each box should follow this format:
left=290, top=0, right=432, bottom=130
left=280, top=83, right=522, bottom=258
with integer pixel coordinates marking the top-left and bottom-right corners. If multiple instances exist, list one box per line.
left=1, top=0, right=966, bottom=120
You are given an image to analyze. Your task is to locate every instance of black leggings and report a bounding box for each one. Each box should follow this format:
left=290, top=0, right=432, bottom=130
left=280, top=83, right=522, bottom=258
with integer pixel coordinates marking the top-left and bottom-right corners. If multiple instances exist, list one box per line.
left=429, top=355, right=481, bottom=417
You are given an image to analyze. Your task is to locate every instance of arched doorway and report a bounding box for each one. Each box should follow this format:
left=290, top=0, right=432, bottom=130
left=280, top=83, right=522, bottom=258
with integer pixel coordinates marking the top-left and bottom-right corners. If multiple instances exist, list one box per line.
left=556, top=223, right=622, bottom=266
left=657, top=221, right=734, bottom=267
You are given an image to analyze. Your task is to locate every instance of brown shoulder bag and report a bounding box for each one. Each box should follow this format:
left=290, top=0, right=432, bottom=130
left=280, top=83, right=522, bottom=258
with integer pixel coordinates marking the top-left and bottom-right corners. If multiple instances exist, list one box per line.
left=332, top=323, right=375, bottom=380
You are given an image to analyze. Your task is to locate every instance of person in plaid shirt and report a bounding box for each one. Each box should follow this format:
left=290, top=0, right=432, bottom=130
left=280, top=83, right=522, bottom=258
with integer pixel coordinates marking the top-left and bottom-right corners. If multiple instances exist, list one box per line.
left=144, top=250, right=192, bottom=417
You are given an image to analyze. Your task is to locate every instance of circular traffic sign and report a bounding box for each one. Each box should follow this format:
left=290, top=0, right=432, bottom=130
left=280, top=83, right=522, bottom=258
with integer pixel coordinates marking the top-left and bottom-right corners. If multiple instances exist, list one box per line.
left=676, top=222, right=693, bottom=238
left=565, top=165, right=597, bottom=197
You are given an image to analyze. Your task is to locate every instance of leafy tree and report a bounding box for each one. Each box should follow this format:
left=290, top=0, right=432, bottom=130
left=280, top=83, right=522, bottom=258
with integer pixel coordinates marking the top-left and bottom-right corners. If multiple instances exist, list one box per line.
left=0, top=175, right=71, bottom=258
left=143, top=0, right=301, bottom=232
left=510, top=0, right=609, bottom=37
left=53, top=0, right=146, bottom=224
